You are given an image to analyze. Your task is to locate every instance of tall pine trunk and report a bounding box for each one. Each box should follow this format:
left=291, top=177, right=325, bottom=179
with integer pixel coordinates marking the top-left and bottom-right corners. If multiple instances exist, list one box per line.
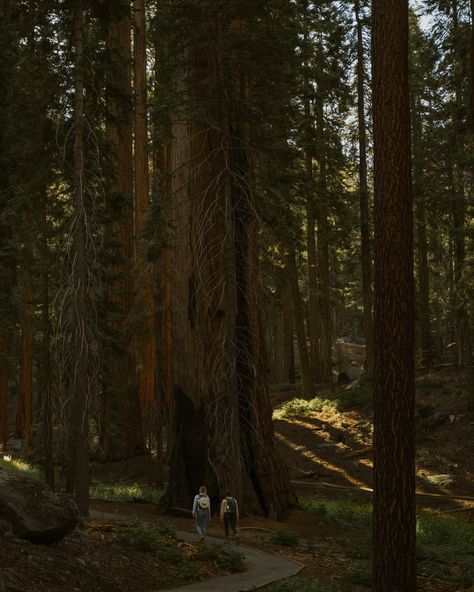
left=104, top=0, right=145, bottom=458
left=0, top=331, right=8, bottom=452
left=152, top=34, right=172, bottom=477
left=412, top=95, right=432, bottom=368
left=282, top=278, right=295, bottom=384
left=451, top=0, right=474, bottom=408
left=288, top=249, right=312, bottom=397
left=316, top=166, right=332, bottom=382
left=315, top=98, right=332, bottom=383
left=303, top=19, right=320, bottom=387
left=16, top=286, right=33, bottom=446
left=71, top=0, right=90, bottom=516
left=372, top=1, right=416, bottom=589
left=134, top=0, right=157, bottom=434
left=355, top=0, right=374, bottom=376
left=39, top=198, right=54, bottom=488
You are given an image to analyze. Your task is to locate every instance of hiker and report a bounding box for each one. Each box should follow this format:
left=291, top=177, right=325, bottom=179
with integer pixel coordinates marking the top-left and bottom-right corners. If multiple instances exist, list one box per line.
left=192, top=485, right=211, bottom=541
left=220, top=490, right=239, bottom=541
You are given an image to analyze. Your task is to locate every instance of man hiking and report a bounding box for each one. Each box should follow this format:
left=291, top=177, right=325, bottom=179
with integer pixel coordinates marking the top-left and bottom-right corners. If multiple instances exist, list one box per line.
left=220, top=490, right=239, bottom=541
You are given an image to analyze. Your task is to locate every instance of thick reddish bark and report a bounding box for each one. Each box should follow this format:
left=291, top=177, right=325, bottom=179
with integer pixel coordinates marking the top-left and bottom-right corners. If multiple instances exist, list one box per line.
left=134, top=0, right=157, bottom=422
left=160, top=20, right=295, bottom=517
left=372, top=1, right=416, bottom=590
left=104, top=0, right=145, bottom=458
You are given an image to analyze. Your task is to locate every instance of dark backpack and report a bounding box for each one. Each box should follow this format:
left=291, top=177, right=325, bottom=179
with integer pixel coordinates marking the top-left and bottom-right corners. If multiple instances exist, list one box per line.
left=225, top=498, right=237, bottom=514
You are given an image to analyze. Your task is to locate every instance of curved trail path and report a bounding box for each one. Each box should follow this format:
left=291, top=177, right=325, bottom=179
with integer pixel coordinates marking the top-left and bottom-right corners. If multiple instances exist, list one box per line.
left=89, top=510, right=303, bottom=592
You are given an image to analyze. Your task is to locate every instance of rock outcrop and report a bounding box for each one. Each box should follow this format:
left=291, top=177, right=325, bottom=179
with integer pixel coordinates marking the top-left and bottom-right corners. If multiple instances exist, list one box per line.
left=0, top=469, right=79, bottom=544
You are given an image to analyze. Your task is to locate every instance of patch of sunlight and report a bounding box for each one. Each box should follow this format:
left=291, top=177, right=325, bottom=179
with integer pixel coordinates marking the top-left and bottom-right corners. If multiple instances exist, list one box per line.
left=273, top=396, right=338, bottom=420
left=0, top=456, right=40, bottom=479
left=416, top=513, right=474, bottom=561
left=90, top=482, right=163, bottom=504
left=301, top=495, right=372, bottom=531
left=275, top=431, right=368, bottom=489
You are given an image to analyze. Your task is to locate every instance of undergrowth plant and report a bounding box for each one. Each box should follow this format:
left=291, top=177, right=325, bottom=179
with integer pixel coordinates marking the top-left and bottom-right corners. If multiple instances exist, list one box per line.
left=196, top=544, right=245, bottom=572
left=302, top=495, right=474, bottom=587
left=0, top=457, right=40, bottom=479
left=89, top=482, right=163, bottom=504
left=273, top=397, right=338, bottom=419
left=270, top=529, right=299, bottom=547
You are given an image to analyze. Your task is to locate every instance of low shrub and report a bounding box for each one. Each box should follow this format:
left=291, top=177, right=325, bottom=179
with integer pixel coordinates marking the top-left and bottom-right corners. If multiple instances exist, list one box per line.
left=0, top=457, right=39, bottom=479
left=270, top=529, right=299, bottom=547
left=90, top=482, right=163, bottom=504
left=273, top=397, right=338, bottom=420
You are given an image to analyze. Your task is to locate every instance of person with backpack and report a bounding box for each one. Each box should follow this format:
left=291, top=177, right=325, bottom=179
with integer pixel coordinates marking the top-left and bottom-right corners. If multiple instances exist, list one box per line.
left=192, top=485, right=211, bottom=541
left=220, top=490, right=239, bottom=541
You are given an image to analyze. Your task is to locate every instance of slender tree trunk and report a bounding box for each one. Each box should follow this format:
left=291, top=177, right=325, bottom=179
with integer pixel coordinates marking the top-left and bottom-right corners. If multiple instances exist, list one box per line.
left=39, top=203, right=54, bottom=488
left=134, top=0, right=157, bottom=432
left=451, top=1, right=474, bottom=407
left=411, top=95, right=432, bottom=367
left=468, top=0, right=474, bottom=410
left=355, top=0, right=374, bottom=376
left=0, top=331, right=8, bottom=452
left=105, top=0, right=145, bottom=458
left=16, top=286, right=33, bottom=446
left=152, top=31, right=172, bottom=471
left=288, top=249, right=311, bottom=397
left=314, top=96, right=332, bottom=383
left=466, top=1, right=474, bottom=410
left=71, top=0, right=89, bottom=516
left=307, top=207, right=321, bottom=384
left=316, top=163, right=332, bottom=383
left=282, top=278, right=295, bottom=384
left=133, top=0, right=157, bottom=447
left=372, top=1, right=416, bottom=590
left=303, top=21, right=320, bottom=386
left=471, top=0, right=474, bottom=128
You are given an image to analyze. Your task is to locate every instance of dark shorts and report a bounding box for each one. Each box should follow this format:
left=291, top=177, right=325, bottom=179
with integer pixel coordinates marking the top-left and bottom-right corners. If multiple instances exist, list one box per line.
left=224, top=512, right=237, bottom=536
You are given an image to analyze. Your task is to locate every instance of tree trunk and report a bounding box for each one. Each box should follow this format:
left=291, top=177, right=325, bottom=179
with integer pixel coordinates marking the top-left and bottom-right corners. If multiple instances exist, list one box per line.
left=0, top=331, right=8, bottom=452
left=105, top=0, right=145, bottom=458
left=451, top=0, right=474, bottom=408
left=134, top=0, right=157, bottom=432
left=303, top=22, right=321, bottom=387
left=372, top=1, right=416, bottom=590
left=471, top=0, right=474, bottom=128
left=288, top=249, right=312, bottom=397
left=160, top=20, right=296, bottom=517
left=15, top=286, right=33, bottom=446
left=314, top=97, right=332, bottom=383
left=39, top=201, right=54, bottom=488
left=355, top=0, right=374, bottom=376
left=282, top=278, right=295, bottom=384
left=315, top=166, right=332, bottom=383
left=71, top=0, right=90, bottom=516
left=468, top=0, right=474, bottom=410
left=411, top=91, right=432, bottom=368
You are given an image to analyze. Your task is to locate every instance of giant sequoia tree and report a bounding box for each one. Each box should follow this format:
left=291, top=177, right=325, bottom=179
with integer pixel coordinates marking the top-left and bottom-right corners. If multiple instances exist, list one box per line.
left=158, top=2, right=296, bottom=517
left=372, top=0, right=416, bottom=589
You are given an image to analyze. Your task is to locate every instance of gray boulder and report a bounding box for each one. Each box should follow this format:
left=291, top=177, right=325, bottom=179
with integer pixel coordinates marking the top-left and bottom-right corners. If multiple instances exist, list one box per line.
left=0, top=469, right=79, bottom=544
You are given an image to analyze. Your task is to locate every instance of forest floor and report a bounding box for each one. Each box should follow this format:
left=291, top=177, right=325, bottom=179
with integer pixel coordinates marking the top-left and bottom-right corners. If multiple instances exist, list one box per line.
left=2, top=365, right=474, bottom=592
